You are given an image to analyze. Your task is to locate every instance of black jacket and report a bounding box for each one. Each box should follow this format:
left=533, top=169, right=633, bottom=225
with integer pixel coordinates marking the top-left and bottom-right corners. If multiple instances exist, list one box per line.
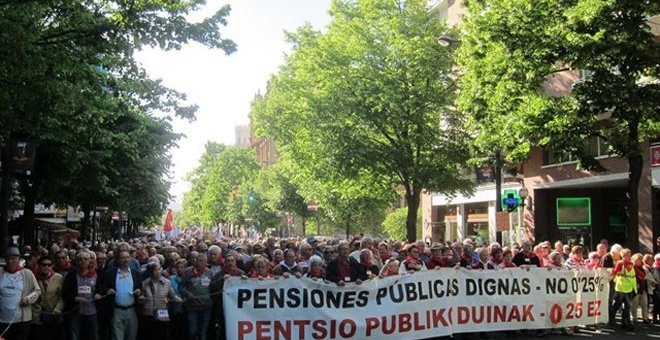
left=326, top=257, right=362, bottom=283
left=96, top=267, right=142, bottom=317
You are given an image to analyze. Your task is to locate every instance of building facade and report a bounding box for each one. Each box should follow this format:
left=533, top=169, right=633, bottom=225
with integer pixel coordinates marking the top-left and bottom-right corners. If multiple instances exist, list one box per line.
left=422, top=1, right=660, bottom=251
left=235, top=125, right=251, bottom=148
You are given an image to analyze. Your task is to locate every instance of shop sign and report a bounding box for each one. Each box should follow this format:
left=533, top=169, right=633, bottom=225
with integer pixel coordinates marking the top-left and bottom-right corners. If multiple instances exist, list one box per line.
left=652, top=144, right=660, bottom=167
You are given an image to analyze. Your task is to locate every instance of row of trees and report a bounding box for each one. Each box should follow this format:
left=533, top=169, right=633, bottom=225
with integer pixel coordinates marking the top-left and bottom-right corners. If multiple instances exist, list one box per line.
left=179, top=143, right=399, bottom=238
left=0, top=0, right=237, bottom=246
left=184, top=0, right=658, bottom=247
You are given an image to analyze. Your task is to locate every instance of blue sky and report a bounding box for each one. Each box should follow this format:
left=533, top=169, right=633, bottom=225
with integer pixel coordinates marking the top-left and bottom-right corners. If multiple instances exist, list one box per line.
left=136, top=1, right=332, bottom=209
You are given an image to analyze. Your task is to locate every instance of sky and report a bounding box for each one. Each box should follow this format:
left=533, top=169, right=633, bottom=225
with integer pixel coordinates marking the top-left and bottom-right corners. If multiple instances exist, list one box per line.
left=136, top=1, right=332, bottom=210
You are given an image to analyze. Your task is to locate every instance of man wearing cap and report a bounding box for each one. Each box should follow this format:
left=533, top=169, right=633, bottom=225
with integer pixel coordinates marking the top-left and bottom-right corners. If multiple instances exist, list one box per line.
left=427, top=244, right=450, bottom=269
left=31, top=255, right=65, bottom=339
left=306, top=237, right=323, bottom=258
left=0, top=247, right=41, bottom=340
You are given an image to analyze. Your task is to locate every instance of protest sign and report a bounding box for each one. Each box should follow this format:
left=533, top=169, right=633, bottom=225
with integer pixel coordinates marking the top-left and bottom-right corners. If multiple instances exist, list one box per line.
left=223, top=267, right=609, bottom=340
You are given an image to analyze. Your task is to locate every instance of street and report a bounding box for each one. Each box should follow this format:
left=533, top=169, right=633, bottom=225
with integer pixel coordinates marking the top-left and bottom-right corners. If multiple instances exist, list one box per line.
left=427, top=318, right=660, bottom=339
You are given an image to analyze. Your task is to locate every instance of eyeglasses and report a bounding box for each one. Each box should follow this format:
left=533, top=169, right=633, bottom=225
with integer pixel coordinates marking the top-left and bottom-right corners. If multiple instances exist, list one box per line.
left=40, top=263, right=53, bottom=267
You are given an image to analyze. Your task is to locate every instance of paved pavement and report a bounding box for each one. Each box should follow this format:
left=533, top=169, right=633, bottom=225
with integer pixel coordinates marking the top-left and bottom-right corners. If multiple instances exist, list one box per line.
left=426, top=320, right=660, bottom=339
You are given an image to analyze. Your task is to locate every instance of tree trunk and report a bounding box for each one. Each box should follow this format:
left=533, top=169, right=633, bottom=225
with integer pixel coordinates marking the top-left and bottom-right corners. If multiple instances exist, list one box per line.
left=302, top=216, right=306, bottom=236
left=345, top=219, right=350, bottom=240
left=494, top=151, right=503, bottom=244
left=1, top=142, right=11, bottom=250
left=405, top=187, right=421, bottom=243
left=80, top=202, right=91, bottom=242
left=20, top=179, right=36, bottom=247
left=627, top=152, right=643, bottom=252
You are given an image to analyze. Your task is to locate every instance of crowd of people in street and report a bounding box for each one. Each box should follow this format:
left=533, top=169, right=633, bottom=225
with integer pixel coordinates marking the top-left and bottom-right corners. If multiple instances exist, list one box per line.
left=0, top=233, right=659, bottom=340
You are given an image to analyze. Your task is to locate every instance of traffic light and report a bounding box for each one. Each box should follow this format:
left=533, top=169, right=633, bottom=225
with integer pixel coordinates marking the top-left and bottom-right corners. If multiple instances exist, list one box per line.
left=248, top=187, right=256, bottom=204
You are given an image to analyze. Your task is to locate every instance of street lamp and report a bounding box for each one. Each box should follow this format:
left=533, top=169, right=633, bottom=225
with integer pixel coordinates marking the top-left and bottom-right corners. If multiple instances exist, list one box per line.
left=518, top=186, right=529, bottom=207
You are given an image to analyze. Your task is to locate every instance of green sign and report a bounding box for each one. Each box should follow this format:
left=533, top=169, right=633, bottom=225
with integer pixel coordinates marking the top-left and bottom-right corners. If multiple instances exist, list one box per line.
left=501, top=189, right=521, bottom=212
left=556, top=197, right=591, bottom=226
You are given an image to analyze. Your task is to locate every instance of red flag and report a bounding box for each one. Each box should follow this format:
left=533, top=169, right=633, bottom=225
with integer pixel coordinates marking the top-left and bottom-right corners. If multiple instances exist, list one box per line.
left=163, top=209, right=173, bottom=232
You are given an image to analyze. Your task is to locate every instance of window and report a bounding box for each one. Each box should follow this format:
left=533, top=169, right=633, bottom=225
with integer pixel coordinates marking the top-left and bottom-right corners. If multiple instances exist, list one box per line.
left=542, top=136, right=612, bottom=166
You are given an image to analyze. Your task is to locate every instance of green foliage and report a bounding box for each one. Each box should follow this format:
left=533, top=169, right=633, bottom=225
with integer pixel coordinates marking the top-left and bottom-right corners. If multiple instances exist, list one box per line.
left=383, top=207, right=421, bottom=241
left=458, top=0, right=660, bottom=248
left=252, top=0, right=473, bottom=242
left=0, top=1, right=236, bottom=237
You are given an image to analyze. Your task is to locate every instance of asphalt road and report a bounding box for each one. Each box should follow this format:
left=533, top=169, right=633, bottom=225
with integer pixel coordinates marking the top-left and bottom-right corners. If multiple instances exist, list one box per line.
left=426, top=321, right=660, bottom=339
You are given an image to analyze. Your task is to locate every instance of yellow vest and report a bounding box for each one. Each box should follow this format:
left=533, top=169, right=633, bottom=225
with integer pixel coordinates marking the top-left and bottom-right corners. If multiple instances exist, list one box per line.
left=615, top=266, right=637, bottom=293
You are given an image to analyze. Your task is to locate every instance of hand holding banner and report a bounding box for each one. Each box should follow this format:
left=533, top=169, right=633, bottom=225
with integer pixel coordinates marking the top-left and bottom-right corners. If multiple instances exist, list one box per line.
left=223, top=267, right=609, bottom=340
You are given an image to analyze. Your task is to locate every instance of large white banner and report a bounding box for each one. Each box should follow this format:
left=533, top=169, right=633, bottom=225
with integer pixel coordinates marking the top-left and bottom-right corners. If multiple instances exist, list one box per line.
left=224, top=268, right=610, bottom=340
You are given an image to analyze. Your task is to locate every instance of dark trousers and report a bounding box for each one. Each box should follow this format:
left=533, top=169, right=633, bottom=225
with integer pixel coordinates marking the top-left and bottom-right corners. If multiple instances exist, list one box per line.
left=0, top=321, right=30, bottom=340
left=29, top=322, right=64, bottom=340
left=610, top=291, right=634, bottom=325
left=140, top=315, right=170, bottom=340
left=170, top=313, right=188, bottom=340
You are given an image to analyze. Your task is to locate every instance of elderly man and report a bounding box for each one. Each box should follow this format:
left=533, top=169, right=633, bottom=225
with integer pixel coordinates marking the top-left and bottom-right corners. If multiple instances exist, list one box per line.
left=326, top=242, right=361, bottom=284
left=32, top=255, right=65, bottom=339
left=97, top=251, right=142, bottom=340
left=273, top=249, right=301, bottom=276
left=350, top=237, right=373, bottom=262
left=0, top=247, right=41, bottom=340
left=513, top=240, right=541, bottom=267
left=179, top=252, right=214, bottom=340
left=207, top=245, right=224, bottom=276
left=63, top=251, right=100, bottom=340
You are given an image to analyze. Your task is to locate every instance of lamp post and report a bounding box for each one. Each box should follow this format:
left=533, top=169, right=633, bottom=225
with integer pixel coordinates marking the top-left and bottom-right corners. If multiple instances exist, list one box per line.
left=516, top=186, right=529, bottom=244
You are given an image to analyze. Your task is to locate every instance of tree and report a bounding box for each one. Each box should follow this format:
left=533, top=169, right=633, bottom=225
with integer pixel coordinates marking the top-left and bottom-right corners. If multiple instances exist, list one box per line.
left=383, top=207, right=421, bottom=242
left=182, top=142, right=226, bottom=226
left=0, top=1, right=237, bottom=244
left=457, top=0, right=660, bottom=249
left=182, top=146, right=260, bottom=228
left=252, top=0, right=472, bottom=242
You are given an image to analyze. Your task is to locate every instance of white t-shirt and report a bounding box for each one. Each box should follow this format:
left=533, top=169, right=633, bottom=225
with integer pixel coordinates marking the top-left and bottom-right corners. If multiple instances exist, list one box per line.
left=0, top=271, right=24, bottom=322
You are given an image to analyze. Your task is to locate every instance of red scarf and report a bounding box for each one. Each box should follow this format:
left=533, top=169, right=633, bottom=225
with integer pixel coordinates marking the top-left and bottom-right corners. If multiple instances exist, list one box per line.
left=428, top=256, right=448, bottom=269
left=79, top=268, right=96, bottom=278
left=380, top=252, right=391, bottom=263
left=191, top=266, right=207, bottom=277
left=405, top=256, right=420, bottom=266
left=5, top=265, right=23, bottom=274
left=250, top=270, right=273, bottom=279
left=586, top=261, right=601, bottom=269
left=634, top=265, right=646, bottom=281
left=500, top=261, right=516, bottom=268
left=36, top=268, right=55, bottom=281
left=360, top=259, right=373, bottom=269
left=621, top=259, right=633, bottom=271
left=570, top=255, right=584, bottom=265
left=225, top=265, right=241, bottom=276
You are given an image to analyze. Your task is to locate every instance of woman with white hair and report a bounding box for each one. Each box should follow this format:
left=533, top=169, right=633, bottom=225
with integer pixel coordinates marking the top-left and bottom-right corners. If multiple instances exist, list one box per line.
left=652, top=254, right=660, bottom=323
left=304, top=255, right=325, bottom=279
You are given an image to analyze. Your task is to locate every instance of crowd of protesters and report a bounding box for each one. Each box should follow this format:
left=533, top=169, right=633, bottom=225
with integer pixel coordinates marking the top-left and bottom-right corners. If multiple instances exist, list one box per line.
left=0, top=233, right=659, bottom=340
